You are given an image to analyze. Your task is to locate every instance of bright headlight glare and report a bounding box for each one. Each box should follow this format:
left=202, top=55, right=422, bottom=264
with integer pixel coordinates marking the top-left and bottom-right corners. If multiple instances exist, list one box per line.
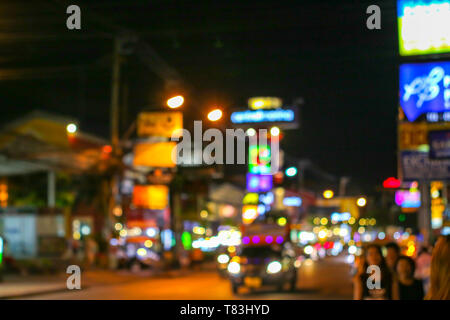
left=227, top=261, right=240, bottom=274
left=217, top=254, right=230, bottom=264
left=267, top=261, right=282, bottom=274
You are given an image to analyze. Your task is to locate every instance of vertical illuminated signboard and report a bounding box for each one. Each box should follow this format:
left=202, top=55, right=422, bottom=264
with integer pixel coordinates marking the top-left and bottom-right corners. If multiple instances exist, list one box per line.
left=397, top=0, right=450, bottom=56
left=399, top=61, right=450, bottom=121
left=248, top=144, right=271, bottom=174
left=0, top=236, right=3, bottom=265
left=430, top=181, right=445, bottom=229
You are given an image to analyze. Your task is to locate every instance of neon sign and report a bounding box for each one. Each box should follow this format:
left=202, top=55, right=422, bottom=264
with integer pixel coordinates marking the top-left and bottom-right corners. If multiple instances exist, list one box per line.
left=395, top=190, right=421, bottom=208
left=283, top=197, right=302, bottom=207
left=246, top=173, right=273, bottom=192
left=383, top=177, right=401, bottom=189
left=331, top=212, right=351, bottom=222
left=249, top=144, right=271, bottom=174
left=398, top=0, right=450, bottom=56
left=400, top=61, right=450, bottom=121
left=231, top=108, right=295, bottom=124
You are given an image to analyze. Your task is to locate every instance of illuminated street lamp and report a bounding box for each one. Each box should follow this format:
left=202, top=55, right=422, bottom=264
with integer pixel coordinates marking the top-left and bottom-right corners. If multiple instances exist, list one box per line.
left=207, top=108, right=223, bottom=122
left=323, top=190, right=334, bottom=199
left=357, top=197, right=367, bottom=207
left=246, top=128, right=256, bottom=136
left=200, top=210, right=208, bottom=219
left=270, top=126, right=280, bottom=136
left=285, top=167, right=297, bottom=177
left=66, top=123, right=77, bottom=134
left=166, top=95, right=184, bottom=109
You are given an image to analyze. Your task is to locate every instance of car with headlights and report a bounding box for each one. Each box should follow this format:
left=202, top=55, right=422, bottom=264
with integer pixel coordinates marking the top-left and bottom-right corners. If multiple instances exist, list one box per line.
left=215, top=248, right=235, bottom=277
left=227, top=242, right=297, bottom=294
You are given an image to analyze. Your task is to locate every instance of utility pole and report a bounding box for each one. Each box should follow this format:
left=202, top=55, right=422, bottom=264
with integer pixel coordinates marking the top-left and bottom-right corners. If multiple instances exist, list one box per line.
left=106, top=35, right=123, bottom=269
left=419, top=181, right=431, bottom=246
left=110, top=37, right=122, bottom=154
left=297, top=160, right=308, bottom=190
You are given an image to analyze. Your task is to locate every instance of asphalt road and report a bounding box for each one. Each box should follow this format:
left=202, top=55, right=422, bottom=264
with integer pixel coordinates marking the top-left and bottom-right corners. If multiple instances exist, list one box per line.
left=22, top=256, right=353, bottom=300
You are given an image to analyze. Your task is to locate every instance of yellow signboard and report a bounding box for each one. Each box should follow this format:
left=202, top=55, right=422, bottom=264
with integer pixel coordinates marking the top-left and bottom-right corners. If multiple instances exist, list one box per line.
left=398, top=122, right=450, bottom=151
left=243, top=193, right=259, bottom=205
left=398, top=122, right=428, bottom=150
left=132, top=185, right=169, bottom=210
left=137, top=112, right=183, bottom=138
left=248, top=97, right=282, bottom=110
left=133, top=142, right=177, bottom=168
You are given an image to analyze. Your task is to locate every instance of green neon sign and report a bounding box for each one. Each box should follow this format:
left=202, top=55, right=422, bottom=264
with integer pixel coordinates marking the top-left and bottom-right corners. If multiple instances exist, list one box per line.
left=181, top=231, right=192, bottom=250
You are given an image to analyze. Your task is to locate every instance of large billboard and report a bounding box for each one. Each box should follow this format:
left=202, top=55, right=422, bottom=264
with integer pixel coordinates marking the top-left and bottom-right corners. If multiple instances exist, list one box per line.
left=400, top=150, right=450, bottom=180
left=399, top=61, right=450, bottom=121
left=397, top=0, right=450, bottom=56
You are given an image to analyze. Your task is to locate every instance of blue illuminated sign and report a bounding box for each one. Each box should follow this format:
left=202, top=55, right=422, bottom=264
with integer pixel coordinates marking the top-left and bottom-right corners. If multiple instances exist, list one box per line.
left=400, top=61, right=450, bottom=121
left=331, top=212, right=351, bottom=222
left=231, top=109, right=295, bottom=124
left=246, top=173, right=273, bottom=192
left=283, top=197, right=302, bottom=207
left=260, top=192, right=274, bottom=205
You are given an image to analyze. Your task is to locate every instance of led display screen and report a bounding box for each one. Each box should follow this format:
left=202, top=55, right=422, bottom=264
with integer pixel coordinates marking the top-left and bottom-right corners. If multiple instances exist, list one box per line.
left=398, top=0, right=450, bottom=56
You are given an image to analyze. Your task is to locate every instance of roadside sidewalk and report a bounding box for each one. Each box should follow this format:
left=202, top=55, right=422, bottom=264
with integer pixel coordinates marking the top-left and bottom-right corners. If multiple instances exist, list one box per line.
left=0, top=269, right=154, bottom=299
left=0, top=273, right=68, bottom=299
left=0, top=267, right=211, bottom=299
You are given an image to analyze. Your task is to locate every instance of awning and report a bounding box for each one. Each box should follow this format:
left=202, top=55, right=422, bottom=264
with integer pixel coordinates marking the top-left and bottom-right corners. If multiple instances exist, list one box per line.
left=0, top=111, right=109, bottom=175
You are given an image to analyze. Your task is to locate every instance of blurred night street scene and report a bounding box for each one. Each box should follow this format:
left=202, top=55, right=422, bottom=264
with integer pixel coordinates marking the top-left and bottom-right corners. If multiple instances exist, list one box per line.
left=0, top=0, right=449, bottom=302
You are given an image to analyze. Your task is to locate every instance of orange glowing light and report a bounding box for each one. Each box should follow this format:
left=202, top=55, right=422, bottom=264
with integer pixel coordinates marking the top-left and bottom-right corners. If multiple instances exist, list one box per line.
left=207, top=109, right=223, bottom=122
left=167, top=95, right=184, bottom=109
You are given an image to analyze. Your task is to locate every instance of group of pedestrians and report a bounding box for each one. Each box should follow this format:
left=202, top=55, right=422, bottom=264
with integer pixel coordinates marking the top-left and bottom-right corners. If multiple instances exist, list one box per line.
left=353, top=235, right=449, bottom=300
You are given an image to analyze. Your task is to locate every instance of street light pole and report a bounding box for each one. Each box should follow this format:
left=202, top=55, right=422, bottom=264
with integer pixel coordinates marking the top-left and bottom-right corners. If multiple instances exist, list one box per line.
left=339, top=177, right=350, bottom=197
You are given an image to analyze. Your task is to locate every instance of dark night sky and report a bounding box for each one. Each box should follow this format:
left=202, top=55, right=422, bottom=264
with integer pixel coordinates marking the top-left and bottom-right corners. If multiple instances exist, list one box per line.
left=0, top=0, right=401, bottom=194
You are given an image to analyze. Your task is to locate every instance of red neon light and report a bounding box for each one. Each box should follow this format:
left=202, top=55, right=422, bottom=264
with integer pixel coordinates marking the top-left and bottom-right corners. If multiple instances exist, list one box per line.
left=103, top=145, right=112, bottom=153
left=383, top=177, right=401, bottom=189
